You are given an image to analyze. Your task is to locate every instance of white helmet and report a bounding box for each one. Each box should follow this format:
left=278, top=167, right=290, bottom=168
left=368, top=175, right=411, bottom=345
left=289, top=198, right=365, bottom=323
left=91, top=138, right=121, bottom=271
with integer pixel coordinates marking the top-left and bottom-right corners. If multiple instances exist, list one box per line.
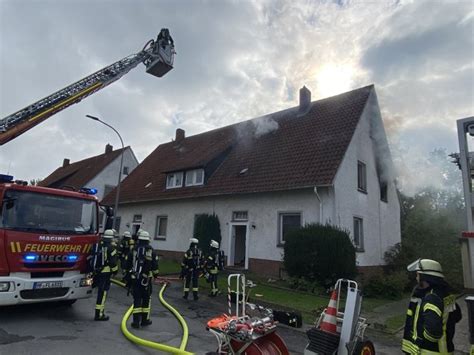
left=190, top=238, right=199, bottom=245
left=103, top=229, right=114, bottom=239
left=137, top=230, right=150, bottom=241
left=123, top=231, right=131, bottom=238
left=210, top=240, right=219, bottom=249
left=407, top=259, right=444, bottom=279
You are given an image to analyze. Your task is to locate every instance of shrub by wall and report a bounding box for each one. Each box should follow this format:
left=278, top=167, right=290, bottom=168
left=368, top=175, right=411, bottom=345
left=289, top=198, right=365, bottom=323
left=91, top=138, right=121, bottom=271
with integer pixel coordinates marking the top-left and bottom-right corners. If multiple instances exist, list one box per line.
left=193, top=214, right=222, bottom=255
left=283, top=223, right=356, bottom=287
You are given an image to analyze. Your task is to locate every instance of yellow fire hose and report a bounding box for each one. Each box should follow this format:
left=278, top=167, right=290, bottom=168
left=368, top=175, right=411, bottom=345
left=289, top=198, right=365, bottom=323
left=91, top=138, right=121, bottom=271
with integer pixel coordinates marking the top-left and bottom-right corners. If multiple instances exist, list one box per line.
left=111, top=278, right=193, bottom=355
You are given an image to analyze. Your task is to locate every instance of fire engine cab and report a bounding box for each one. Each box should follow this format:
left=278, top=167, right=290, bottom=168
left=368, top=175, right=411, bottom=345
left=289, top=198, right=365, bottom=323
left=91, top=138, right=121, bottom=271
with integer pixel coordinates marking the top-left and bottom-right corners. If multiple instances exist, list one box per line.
left=0, top=174, right=100, bottom=305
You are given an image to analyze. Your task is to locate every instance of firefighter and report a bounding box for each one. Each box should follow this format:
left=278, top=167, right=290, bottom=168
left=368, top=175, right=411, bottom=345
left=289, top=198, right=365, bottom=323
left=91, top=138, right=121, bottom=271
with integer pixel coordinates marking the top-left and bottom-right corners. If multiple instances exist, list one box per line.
left=203, top=240, right=222, bottom=297
left=126, top=230, right=159, bottom=329
left=402, top=259, right=462, bottom=354
left=181, top=238, right=202, bottom=301
left=93, top=229, right=118, bottom=321
left=118, top=231, right=134, bottom=275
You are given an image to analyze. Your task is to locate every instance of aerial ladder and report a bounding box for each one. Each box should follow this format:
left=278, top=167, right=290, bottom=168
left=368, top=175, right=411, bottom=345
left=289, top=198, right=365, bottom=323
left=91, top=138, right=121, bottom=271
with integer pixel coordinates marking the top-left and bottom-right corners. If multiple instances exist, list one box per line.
left=0, top=28, right=175, bottom=145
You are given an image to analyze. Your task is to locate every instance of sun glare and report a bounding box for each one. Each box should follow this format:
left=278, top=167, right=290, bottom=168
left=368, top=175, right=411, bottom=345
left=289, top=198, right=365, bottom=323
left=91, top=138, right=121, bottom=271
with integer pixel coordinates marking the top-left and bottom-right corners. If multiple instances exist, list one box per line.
left=316, top=64, right=354, bottom=98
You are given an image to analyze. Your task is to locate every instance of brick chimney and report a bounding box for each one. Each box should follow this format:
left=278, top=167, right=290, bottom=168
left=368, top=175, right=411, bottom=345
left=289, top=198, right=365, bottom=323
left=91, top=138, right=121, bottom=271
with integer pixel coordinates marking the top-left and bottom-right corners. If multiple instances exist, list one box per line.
left=105, top=144, right=113, bottom=154
left=299, top=86, right=311, bottom=114
left=63, top=158, right=70, bottom=167
left=175, top=128, right=185, bottom=142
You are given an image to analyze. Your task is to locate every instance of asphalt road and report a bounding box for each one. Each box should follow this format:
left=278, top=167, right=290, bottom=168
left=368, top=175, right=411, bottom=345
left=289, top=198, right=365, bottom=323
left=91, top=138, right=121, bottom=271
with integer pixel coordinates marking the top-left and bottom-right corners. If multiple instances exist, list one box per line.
left=0, top=280, right=402, bottom=354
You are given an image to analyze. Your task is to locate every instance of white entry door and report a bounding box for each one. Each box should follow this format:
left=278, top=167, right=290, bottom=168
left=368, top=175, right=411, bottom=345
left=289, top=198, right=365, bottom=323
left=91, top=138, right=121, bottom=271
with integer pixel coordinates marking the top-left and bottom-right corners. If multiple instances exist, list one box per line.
left=228, top=223, right=249, bottom=269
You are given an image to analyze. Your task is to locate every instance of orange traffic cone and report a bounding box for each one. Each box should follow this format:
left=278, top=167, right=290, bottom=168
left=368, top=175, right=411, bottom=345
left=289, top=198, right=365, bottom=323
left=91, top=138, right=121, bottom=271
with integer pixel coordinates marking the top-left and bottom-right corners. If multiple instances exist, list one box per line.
left=319, top=289, right=338, bottom=334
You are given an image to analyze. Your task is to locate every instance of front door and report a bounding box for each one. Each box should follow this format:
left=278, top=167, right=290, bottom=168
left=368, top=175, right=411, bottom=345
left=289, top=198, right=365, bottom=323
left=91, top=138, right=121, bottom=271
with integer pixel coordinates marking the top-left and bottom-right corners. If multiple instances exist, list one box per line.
left=230, top=224, right=247, bottom=268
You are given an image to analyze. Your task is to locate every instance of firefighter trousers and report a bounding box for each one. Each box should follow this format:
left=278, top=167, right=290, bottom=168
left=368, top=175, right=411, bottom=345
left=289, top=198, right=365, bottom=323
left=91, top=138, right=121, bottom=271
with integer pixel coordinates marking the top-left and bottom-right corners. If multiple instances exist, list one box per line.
left=95, top=272, right=111, bottom=319
left=132, top=280, right=152, bottom=326
left=209, top=270, right=218, bottom=297
left=183, top=269, right=199, bottom=300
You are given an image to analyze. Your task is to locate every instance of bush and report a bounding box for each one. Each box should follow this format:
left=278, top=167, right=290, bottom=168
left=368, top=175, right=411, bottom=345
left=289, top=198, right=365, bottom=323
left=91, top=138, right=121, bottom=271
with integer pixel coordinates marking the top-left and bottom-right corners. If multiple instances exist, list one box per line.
left=360, top=271, right=409, bottom=299
left=193, top=214, right=221, bottom=255
left=283, top=223, right=356, bottom=287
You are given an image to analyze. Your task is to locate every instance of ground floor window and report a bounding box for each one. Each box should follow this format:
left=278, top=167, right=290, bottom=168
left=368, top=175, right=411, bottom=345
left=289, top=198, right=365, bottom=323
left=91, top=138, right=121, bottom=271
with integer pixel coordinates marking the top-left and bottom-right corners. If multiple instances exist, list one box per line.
left=353, top=217, right=364, bottom=251
left=278, top=212, right=301, bottom=245
left=155, top=216, right=168, bottom=240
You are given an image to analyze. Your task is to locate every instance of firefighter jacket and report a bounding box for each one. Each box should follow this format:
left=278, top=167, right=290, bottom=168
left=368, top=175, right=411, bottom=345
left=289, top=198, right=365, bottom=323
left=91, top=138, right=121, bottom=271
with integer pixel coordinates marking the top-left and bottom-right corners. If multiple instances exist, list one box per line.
left=181, top=246, right=202, bottom=272
left=95, top=240, right=118, bottom=274
left=204, top=248, right=221, bottom=275
left=402, top=286, right=462, bottom=354
left=126, top=243, right=159, bottom=283
left=118, top=238, right=134, bottom=258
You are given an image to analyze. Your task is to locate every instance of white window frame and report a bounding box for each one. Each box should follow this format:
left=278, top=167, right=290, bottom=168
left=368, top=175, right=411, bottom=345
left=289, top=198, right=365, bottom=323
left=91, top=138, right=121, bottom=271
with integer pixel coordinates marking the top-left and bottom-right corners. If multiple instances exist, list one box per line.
left=278, top=212, right=302, bottom=246
left=166, top=172, right=184, bottom=189
left=357, top=161, right=367, bottom=193
left=353, top=216, right=364, bottom=251
left=232, top=211, right=248, bottom=221
left=154, top=215, right=168, bottom=240
left=185, top=169, right=204, bottom=186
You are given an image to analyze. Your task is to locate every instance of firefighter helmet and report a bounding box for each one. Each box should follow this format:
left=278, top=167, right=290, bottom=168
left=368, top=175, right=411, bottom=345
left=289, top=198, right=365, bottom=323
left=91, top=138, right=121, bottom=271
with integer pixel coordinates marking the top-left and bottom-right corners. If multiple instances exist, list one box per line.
left=210, top=240, right=219, bottom=249
left=407, top=258, right=444, bottom=278
left=123, top=231, right=131, bottom=238
left=103, top=229, right=114, bottom=239
left=190, top=238, right=199, bottom=245
left=138, top=230, right=150, bottom=241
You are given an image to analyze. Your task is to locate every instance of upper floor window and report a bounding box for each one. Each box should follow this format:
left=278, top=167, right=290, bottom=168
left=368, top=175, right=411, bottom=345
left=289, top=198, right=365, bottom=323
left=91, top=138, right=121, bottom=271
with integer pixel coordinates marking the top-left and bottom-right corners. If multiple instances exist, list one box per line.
left=166, top=172, right=183, bottom=189
left=353, top=217, right=364, bottom=251
left=232, top=211, right=248, bottom=221
left=123, top=166, right=129, bottom=175
left=133, top=214, right=142, bottom=223
left=357, top=161, right=367, bottom=193
left=278, top=212, right=301, bottom=245
left=104, top=184, right=115, bottom=198
left=380, top=182, right=388, bottom=202
left=185, top=169, right=204, bottom=186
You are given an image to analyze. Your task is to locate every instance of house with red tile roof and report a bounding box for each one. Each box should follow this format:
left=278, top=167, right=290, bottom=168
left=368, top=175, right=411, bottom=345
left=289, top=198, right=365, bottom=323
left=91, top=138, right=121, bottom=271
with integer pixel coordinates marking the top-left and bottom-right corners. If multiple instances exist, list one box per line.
left=40, top=144, right=139, bottom=230
left=104, top=85, right=400, bottom=276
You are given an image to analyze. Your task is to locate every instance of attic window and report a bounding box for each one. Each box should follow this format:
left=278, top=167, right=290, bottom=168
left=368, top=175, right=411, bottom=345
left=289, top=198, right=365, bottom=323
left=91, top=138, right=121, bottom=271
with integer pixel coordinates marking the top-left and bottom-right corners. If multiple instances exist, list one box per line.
left=166, top=172, right=183, bottom=189
left=185, top=169, right=204, bottom=186
left=239, top=168, right=249, bottom=175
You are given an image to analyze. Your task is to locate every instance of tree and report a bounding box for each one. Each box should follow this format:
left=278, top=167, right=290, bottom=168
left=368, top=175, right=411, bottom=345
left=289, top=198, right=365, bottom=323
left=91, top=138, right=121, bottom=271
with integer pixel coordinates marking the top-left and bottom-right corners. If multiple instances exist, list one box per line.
left=193, top=214, right=221, bottom=255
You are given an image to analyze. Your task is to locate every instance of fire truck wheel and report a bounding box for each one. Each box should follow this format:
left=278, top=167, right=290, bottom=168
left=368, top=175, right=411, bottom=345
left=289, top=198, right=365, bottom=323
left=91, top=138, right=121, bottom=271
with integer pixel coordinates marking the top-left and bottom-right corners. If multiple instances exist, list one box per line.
left=354, top=340, right=375, bottom=355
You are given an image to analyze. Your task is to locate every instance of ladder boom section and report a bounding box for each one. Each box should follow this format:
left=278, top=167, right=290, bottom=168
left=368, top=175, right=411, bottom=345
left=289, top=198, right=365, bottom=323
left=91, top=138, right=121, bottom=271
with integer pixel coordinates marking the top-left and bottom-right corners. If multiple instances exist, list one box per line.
left=0, top=29, right=175, bottom=145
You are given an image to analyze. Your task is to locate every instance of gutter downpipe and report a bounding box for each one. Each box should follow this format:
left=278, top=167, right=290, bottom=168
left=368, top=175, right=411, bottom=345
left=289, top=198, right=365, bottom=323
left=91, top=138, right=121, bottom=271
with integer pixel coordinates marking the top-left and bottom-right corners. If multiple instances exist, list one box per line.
left=314, top=186, right=323, bottom=223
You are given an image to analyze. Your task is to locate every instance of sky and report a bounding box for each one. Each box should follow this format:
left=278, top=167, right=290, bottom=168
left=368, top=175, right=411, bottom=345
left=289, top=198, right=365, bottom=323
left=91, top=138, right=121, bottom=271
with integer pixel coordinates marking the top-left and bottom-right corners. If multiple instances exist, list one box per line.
left=0, top=0, right=473, bottom=196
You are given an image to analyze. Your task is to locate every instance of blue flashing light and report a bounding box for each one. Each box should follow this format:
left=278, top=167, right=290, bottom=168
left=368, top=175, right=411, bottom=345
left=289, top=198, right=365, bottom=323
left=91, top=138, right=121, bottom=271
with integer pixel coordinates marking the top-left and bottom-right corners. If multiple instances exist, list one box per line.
left=24, top=254, right=37, bottom=262
left=0, top=174, right=14, bottom=183
left=79, top=187, right=98, bottom=195
left=67, top=255, right=78, bottom=262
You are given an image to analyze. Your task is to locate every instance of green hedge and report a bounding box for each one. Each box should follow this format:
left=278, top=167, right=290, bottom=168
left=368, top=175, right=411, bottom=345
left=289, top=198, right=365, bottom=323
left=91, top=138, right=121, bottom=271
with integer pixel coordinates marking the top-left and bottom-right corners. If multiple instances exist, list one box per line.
left=193, top=214, right=222, bottom=255
left=283, top=223, right=356, bottom=287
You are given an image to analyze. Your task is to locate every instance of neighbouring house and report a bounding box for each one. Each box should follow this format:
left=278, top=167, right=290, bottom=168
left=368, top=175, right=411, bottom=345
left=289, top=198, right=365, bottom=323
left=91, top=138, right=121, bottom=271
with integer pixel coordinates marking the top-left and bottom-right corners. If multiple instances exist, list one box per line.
left=40, top=144, right=139, bottom=231
left=103, top=85, right=401, bottom=277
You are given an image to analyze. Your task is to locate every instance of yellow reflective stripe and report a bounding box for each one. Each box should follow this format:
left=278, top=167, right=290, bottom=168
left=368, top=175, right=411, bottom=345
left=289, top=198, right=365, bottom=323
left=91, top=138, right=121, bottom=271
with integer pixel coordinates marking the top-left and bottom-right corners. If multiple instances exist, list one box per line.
left=101, top=266, right=111, bottom=273
left=10, top=242, right=16, bottom=253
left=16, top=242, right=21, bottom=252
left=423, top=329, right=438, bottom=343
left=132, top=307, right=142, bottom=313
left=407, top=309, right=413, bottom=316
left=111, top=266, right=118, bottom=272
left=423, top=303, right=442, bottom=317
left=413, top=303, right=421, bottom=341
left=192, top=288, right=198, bottom=291
left=402, top=339, right=419, bottom=354
left=111, top=249, right=117, bottom=256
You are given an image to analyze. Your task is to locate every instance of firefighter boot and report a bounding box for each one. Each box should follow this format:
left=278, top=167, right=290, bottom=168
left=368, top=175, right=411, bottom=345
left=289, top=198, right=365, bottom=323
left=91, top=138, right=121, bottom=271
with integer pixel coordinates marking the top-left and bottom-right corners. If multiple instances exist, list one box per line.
left=183, top=291, right=189, bottom=300
left=94, top=309, right=109, bottom=321
left=131, top=313, right=141, bottom=329
left=141, top=313, right=152, bottom=327
left=193, top=291, right=199, bottom=301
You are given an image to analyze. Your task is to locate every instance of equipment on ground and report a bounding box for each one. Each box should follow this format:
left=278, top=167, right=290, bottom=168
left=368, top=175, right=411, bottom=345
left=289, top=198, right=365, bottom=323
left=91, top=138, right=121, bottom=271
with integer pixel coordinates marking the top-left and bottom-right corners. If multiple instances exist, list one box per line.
left=0, top=29, right=175, bottom=145
left=206, top=273, right=290, bottom=354
left=0, top=176, right=102, bottom=305
left=304, top=279, right=375, bottom=355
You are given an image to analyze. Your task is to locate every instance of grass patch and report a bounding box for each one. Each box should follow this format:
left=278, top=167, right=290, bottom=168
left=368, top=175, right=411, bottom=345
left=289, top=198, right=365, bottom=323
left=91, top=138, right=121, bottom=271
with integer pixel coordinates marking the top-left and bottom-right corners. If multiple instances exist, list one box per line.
left=385, top=313, right=406, bottom=332
left=159, top=258, right=181, bottom=274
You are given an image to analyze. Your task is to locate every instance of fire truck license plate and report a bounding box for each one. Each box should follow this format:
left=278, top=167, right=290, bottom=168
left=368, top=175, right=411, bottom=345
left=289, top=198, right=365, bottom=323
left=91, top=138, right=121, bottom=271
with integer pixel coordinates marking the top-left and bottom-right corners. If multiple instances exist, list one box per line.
left=34, top=281, right=63, bottom=289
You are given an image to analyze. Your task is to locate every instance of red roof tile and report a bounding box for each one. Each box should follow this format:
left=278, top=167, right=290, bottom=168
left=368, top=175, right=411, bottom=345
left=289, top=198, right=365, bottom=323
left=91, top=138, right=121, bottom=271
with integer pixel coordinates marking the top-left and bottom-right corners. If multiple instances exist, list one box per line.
left=104, top=85, right=374, bottom=205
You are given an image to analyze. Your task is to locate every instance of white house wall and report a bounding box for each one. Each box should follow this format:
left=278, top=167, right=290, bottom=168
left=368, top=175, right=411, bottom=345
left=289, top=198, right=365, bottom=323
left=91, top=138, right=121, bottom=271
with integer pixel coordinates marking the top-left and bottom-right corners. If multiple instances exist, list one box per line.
left=333, top=90, right=401, bottom=266
left=87, top=148, right=139, bottom=201
left=117, top=188, right=321, bottom=262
